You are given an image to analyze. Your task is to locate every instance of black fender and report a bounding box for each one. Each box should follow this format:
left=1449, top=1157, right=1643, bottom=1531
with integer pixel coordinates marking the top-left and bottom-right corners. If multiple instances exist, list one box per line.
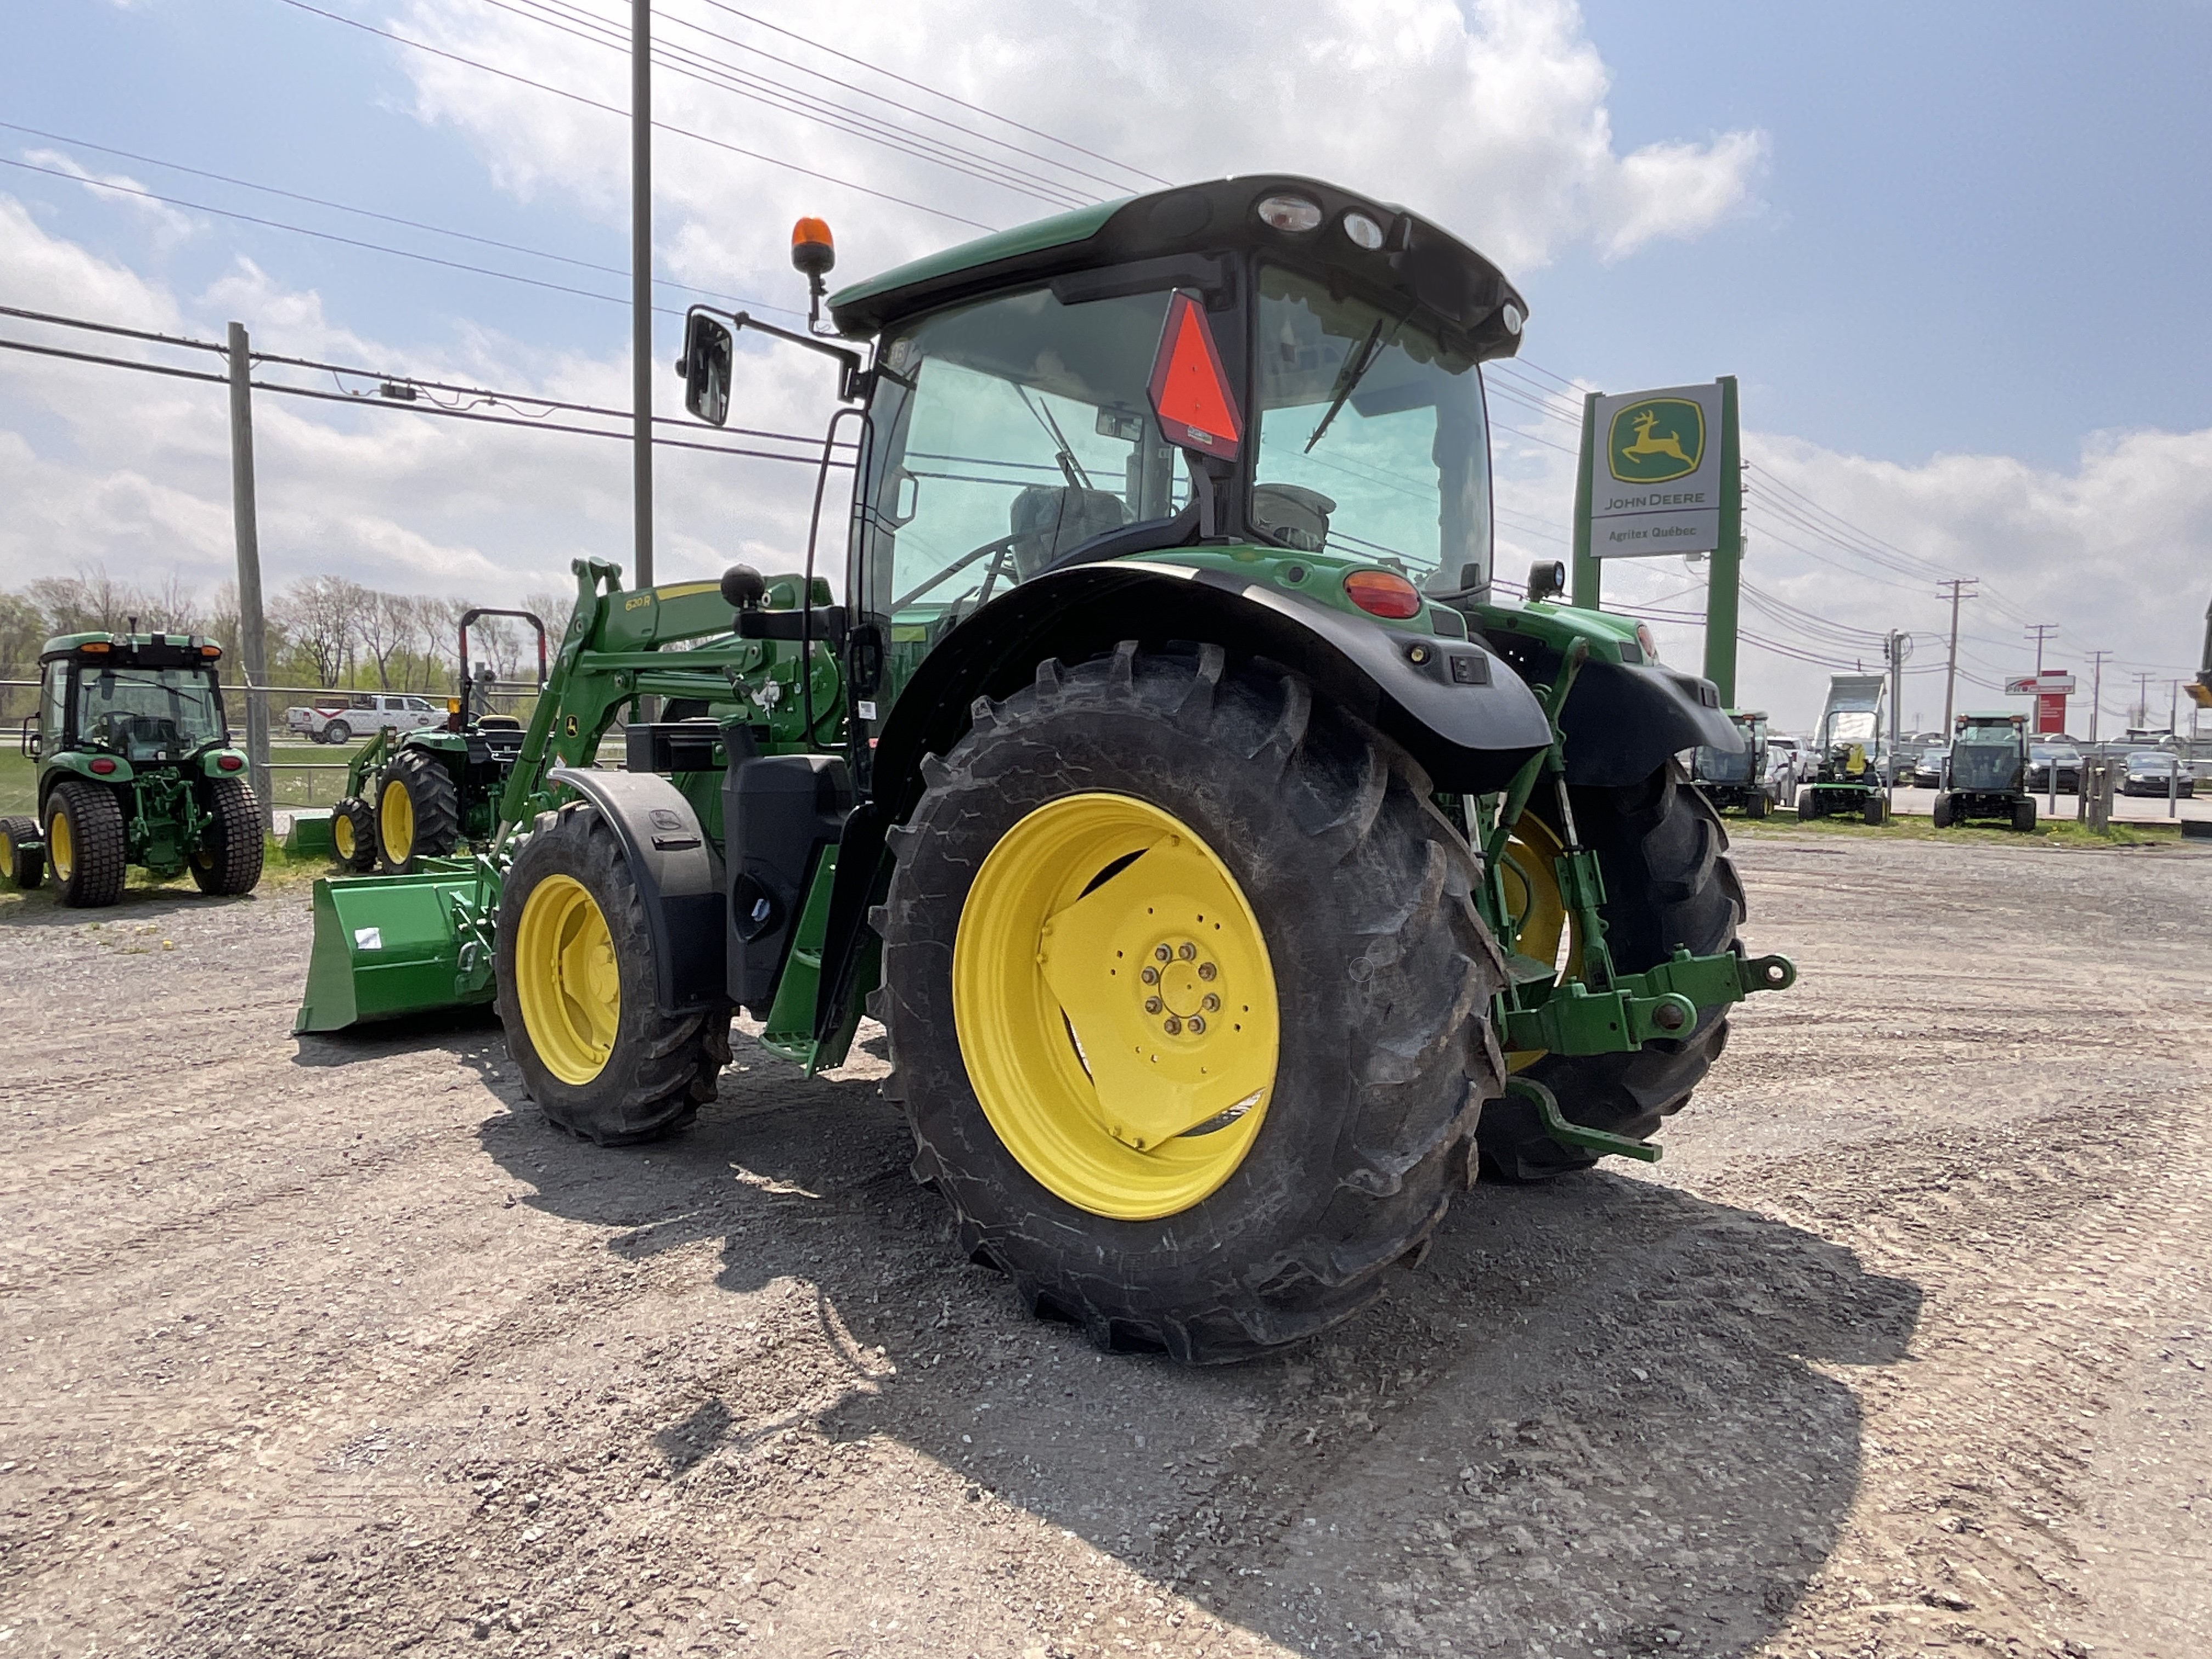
left=812, top=558, right=1554, bottom=1043
left=1476, top=632, right=1737, bottom=788
left=545, top=767, right=728, bottom=1015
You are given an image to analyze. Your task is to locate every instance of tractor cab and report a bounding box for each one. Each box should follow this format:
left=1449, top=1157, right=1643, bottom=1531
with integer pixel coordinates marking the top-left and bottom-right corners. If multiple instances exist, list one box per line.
left=1694, top=709, right=1774, bottom=816
left=1934, top=712, right=2036, bottom=831
left=2, top=630, right=261, bottom=906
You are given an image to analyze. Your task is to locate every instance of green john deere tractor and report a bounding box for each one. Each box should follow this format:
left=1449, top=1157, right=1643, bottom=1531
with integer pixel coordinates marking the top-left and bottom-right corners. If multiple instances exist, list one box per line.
left=2, top=630, right=261, bottom=906
left=1693, top=709, right=1775, bottom=817
left=1932, top=710, right=2035, bottom=831
left=296, top=177, right=1793, bottom=1362
left=328, top=609, right=549, bottom=874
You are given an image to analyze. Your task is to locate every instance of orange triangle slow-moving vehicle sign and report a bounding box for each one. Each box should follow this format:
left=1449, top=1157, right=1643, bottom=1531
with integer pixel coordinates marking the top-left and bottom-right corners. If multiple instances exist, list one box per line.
left=1147, top=291, right=1242, bottom=461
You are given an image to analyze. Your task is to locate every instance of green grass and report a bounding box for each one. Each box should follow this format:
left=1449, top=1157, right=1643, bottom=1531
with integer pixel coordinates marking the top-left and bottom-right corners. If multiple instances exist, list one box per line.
left=1732, top=810, right=2186, bottom=849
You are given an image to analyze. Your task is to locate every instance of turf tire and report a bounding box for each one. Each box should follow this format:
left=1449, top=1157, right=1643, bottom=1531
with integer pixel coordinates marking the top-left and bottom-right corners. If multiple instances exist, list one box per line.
left=1796, top=787, right=1821, bottom=820
left=46, top=782, right=128, bottom=909
left=1931, top=792, right=1954, bottom=828
left=1863, top=794, right=1887, bottom=826
left=1477, top=762, right=1745, bottom=1182
left=495, top=803, right=731, bottom=1144
left=375, top=747, right=461, bottom=873
left=0, top=815, right=42, bottom=889
left=877, top=643, right=1507, bottom=1364
left=331, top=795, right=378, bottom=870
left=189, top=777, right=264, bottom=895
left=2012, top=797, right=2036, bottom=833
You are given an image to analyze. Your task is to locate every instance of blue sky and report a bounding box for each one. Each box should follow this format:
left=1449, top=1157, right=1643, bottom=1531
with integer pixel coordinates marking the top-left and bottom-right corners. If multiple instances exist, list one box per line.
left=3, top=0, right=2208, bottom=727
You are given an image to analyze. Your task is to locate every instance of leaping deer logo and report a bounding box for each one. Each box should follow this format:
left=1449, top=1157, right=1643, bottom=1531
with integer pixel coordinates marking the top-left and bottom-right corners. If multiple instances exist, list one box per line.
left=1620, top=409, right=1692, bottom=466
left=1606, top=397, right=1705, bottom=482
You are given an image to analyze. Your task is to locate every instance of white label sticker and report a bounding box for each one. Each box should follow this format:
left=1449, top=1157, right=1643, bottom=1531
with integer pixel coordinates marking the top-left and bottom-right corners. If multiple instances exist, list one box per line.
left=857, top=700, right=878, bottom=721
left=353, top=927, right=383, bottom=951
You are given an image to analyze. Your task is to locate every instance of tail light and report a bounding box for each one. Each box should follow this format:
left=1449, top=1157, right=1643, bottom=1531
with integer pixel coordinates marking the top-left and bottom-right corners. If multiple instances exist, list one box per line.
left=217, top=754, right=244, bottom=772
left=89, top=758, right=117, bottom=774
left=1344, top=569, right=1422, bottom=620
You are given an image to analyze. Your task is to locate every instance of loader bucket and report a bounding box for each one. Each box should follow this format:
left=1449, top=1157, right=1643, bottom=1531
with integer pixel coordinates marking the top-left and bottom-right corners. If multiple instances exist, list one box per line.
left=294, top=862, right=496, bottom=1033
left=283, top=810, right=334, bottom=857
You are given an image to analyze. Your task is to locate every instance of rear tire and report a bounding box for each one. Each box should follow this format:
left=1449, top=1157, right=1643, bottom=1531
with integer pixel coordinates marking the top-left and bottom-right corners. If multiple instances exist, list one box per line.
left=1863, top=795, right=1887, bottom=826
left=879, top=644, right=1504, bottom=1363
left=1747, top=790, right=1770, bottom=820
left=46, top=782, right=127, bottom=909
left=1932, top=792, right=1955, bottom=828
left=1477, top=763, right=1743, bottom=1182
left=495, top=804, right=731, bottom=1144
left=1, top=815, right=43, bottom=889
left=2013, top=797, right=2037, bottom=833
left=324, top=720, right=352, bottom=747
left=375, top=747, right=461, bottom=873
left=331, top=795, right=378, bottom=871
left=189, top=778, right=264, bottom=895
left=1796, top=788, right=1821, bottom=820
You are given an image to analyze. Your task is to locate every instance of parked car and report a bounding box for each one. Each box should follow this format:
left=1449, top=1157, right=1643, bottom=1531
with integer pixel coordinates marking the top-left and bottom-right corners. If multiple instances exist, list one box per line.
left=285, top=692, right=447, bottom=746
left=2120, top=750, right=2195, bottom=797
left=1765, top=736, right=1802, bottom=797
left=1911, top=744, right=1949, bottom=788
left=2025, top=744, right=2082, bottom=793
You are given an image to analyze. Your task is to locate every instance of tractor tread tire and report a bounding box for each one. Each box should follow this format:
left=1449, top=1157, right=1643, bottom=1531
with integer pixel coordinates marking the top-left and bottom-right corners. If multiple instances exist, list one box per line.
left=331, top=796, right=379, bottom=871
left=1478, top=763, right=1743, bottom=1183
left=47, top=782, right=128, bottom=909
left=189, top=778, right=264, bottom=895
left=495, top=803, right=730, bottom=1146
left=878, top=644, right=1505, bottom=1365
left=376, top=747, right=462, bottom=873
left=1, top=814, right=43, bottom=889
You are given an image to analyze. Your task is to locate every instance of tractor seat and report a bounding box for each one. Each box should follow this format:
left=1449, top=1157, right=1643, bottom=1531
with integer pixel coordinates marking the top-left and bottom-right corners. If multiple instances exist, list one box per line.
left=1008, top=486, right=1128, bottom=580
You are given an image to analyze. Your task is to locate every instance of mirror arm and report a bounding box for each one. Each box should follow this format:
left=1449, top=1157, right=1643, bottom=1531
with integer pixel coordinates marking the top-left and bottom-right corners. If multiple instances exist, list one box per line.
left=729, top=311, right=867, bottom=402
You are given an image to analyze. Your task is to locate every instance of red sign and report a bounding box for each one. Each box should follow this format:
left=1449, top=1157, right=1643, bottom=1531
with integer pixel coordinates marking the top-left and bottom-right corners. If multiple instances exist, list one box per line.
left=1147, top=292, right=1242, bottom=461
left=2035, top=692, right=2068, bottom=733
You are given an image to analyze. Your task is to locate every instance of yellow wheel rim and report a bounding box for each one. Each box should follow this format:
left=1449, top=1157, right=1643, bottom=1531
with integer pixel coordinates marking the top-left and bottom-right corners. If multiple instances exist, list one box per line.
left=333, top=812, right=355, bottom=861
left=380, top=777, right=415, bottom=864
left=1497, top=814, right=1582, bottom=1073
left=514, top=873, right=621, bottom=1085
left=0, top=830, right=12, bottom=874
left=48, top=808, right=74, bottom=883
left=952, top=793, right=1279, bottom=1221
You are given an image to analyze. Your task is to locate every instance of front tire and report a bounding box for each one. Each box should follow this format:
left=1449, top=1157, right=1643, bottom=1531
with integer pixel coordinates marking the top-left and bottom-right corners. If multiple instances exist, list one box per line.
left=1476, top=763, right=1744, bottom=1182
left=46, top=783, right=128, bottom=909
left=2013, top=797, right=2037, bottom=833
left=495, top=804, right=731, bottom=1144
left=878, top=644, right=1504, bottom=1363
left=331, top=796, right=378, bottom=871
left=1932, top=792, right=1955, bottom=828
left=375, top=748, right=461, bottom=873
left=189, top=777, right=264, bottom=895
left=1796, top=788, right=1821, bottom=820
left=0, top=815, right=43, bottom=889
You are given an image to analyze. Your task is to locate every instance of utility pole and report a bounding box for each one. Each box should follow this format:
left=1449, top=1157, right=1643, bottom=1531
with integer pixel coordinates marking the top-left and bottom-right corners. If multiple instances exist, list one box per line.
left=631, top=0, right=652, bottom=595
left=2026, top=622, right=2058, bottom=676
left=1939, top=577, right=1977, bottom=732
left=225, top=321, right=272, bottom=830
left=2086, top=648, right=2112, bottom=744
left=1702, top=375, right=1743, bottom=708
left=1885, top=629, right=1909, bottom=804
left=2135, top=671, right=2152, bottom=730
left=1569, top=391, right=1599, bottom=609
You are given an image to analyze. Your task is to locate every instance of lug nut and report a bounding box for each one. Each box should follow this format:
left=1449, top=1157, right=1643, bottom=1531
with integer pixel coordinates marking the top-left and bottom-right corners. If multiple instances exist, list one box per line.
left=1187, top=1015, right=1205, bottom=1034
left=1197, top=962, right=1216, bottom=981
left=1155, top=944, right=1172, bottom=963
left=1140, top=966, right=1159, bottom=985
left=1177, top=942, right=1197, bottom=961
left=1163, top=1015, right=1182, bottom=1035
left=1144, top=996, right=1163, bottom=1014
left=1201, top=994, right=1220, bottom=1012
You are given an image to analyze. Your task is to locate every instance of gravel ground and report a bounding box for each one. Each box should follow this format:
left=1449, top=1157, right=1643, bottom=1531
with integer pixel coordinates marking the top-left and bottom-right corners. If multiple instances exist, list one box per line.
left=2, top=830, right=2208, bottom=1659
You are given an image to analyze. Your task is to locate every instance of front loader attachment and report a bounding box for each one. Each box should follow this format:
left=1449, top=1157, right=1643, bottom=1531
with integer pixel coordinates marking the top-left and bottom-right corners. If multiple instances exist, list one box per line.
left=294, top=859, right=497, bottom=1033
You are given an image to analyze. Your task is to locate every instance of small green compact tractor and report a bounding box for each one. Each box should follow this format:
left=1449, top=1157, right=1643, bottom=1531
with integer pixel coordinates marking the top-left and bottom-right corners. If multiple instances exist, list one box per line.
left=1932, top=711, right=2035, bottom=831
left=1797, top=672, right=1890, bottom=825
left=1694, top=709, right=1775, bottom=817
left=297, top=178, right=1795, bottom=1361
left=329, top=609, right=548, bottom=874
left=3, top=630, right=261, bottom=906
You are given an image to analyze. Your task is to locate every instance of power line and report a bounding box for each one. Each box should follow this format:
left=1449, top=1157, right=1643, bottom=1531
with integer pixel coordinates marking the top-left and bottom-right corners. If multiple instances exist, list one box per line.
left=0, top=118, right=794, bottom=318
left=273, top=0, right=993, bottom=231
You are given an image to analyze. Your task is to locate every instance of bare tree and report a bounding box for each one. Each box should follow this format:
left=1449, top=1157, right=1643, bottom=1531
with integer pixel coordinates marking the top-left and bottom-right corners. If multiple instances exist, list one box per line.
left=354, top=590, right=417, bottom=690
left=275, top=575, right=371, bottom=689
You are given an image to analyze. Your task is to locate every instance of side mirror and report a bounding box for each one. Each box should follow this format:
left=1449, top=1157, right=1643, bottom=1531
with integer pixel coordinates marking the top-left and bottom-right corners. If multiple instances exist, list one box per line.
left=679, top=310, right=734, bottom=427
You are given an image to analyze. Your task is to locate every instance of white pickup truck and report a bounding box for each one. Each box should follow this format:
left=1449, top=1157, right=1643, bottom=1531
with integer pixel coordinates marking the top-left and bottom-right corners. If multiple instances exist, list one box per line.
left=285, top=693, right=447, bottom=745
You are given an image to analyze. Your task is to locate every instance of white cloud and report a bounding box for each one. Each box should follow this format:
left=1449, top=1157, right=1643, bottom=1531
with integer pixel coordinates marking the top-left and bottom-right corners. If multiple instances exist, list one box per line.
left=20, top=148, right=199, bottom=246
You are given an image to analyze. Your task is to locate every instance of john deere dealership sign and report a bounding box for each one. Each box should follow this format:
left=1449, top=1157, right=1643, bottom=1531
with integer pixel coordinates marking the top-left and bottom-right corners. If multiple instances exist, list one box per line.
left=1590, top=382, right=1725, bottom=557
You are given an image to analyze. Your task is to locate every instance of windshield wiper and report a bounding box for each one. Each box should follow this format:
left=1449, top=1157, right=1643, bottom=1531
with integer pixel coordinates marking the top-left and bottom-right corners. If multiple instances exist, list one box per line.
left=1305, top=319, right=1392, bottom=454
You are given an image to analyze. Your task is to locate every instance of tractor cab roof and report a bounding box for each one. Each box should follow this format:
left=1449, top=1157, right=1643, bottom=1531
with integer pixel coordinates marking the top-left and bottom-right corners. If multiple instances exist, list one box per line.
left=40, top=630, right=224, bottom=669
left=827, top=174, right=1528, bottom=360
